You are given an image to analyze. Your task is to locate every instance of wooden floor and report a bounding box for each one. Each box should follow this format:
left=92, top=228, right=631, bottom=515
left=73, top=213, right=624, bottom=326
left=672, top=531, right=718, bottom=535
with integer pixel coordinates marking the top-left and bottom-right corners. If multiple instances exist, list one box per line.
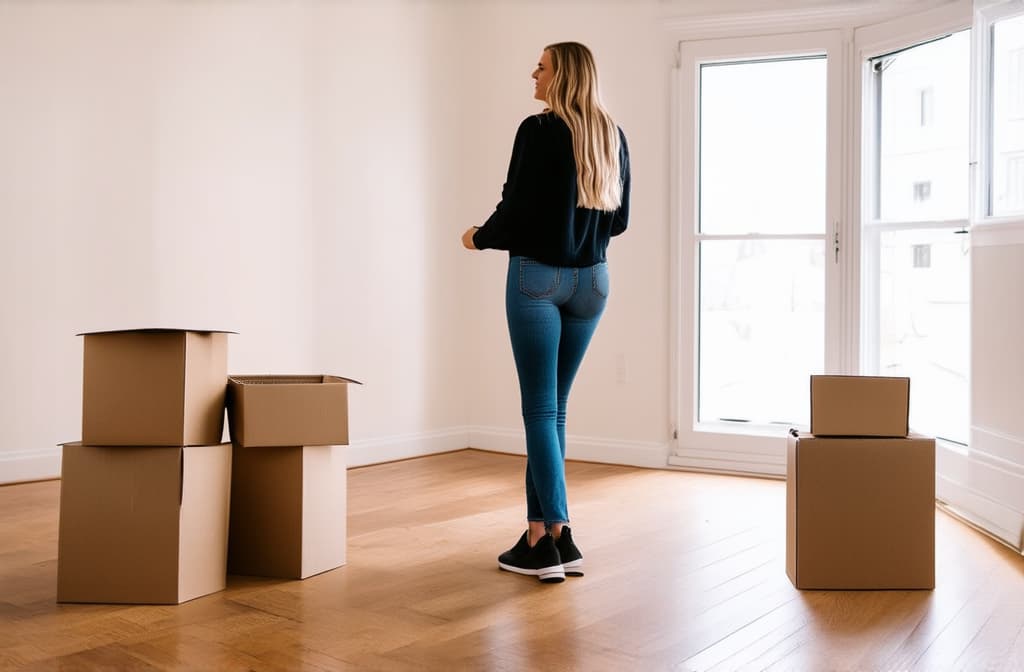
left=2, top=449, right=1023, bottom=671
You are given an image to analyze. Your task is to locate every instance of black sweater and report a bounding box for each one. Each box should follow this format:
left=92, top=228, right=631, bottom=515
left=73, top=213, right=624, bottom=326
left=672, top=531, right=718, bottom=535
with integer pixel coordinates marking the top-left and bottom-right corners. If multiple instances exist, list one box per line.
left=472, top=112, right=630, bottom=267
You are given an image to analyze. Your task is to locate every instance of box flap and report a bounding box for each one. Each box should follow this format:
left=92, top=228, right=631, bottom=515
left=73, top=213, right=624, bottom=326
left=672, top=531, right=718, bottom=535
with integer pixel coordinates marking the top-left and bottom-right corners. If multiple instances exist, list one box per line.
left=77, top=328, right=237, bottom=336
left=228, top=374, right=362, bottom=386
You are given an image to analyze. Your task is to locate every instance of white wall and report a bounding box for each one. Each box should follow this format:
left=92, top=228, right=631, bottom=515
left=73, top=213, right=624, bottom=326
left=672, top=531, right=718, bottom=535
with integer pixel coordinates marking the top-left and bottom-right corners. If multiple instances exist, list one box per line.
left=0, top=0, right=678, bottom=481
left=0, top=2, right=320, bottom=481
left=958, top=234, right=1024, bottom=548
left=310, top=2, right=470, bottom=465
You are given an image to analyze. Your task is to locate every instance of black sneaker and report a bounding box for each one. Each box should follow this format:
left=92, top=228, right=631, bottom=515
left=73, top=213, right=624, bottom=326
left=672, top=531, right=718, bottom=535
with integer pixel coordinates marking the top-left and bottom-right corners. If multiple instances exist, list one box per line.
left=554, top=526, right=583, bottom=577
left=498, top=531, right=565, bottom=583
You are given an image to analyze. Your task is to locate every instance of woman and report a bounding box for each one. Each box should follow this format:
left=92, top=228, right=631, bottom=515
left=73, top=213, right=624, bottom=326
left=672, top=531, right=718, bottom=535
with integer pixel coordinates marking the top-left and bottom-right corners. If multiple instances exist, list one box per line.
left=461, top=42, right=630, bottom=583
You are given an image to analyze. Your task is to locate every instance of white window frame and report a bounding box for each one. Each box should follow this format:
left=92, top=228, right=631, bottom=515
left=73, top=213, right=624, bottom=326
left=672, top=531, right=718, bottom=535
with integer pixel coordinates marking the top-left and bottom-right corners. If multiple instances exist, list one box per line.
left=669, top=30, right=845, bottom=477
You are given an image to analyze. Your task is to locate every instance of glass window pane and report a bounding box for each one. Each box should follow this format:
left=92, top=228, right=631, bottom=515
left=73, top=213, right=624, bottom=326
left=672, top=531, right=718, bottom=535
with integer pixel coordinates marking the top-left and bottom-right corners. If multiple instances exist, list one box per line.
left=699, top=57, right=826, bottom=235
left=992, top=13, right=1024, bottom=217
left=878, top=229, right=969, bottom=444
left=698, top=240, right=824, bottom=426
left=876, top=31, right=970, bottom=221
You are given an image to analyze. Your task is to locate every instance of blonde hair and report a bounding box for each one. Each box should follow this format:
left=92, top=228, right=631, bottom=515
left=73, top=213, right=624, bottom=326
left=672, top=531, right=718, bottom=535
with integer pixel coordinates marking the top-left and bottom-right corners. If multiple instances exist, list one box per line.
left=543, top=42, right=622, bottom=211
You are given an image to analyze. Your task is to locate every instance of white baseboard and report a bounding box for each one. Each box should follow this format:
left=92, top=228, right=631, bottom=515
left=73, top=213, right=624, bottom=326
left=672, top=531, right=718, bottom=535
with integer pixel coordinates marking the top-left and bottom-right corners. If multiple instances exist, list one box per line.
left=0, top=449, right=62, bottom=485
left=3, top=426, right=671, bottom=483
left=667, top=448, right=786, bottom=478
left=0, top=430, right=472, bottom=483
left=346, top=427, right=471, bottom=468
left=930, top=427, right=1024, bottom=551
left=467, top=426, right=670, bottom=469
left=937, top=474, right=1024, bottom=553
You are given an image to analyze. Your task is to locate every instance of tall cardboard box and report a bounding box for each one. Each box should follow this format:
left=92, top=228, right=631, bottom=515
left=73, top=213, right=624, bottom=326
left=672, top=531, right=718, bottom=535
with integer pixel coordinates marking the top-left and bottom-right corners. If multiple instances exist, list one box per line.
left=81, top=329, right=229, bottom=446
left=810, top=375, right=910, bottom=437
left=227, top=375, right=358, bottom=447
left=786, top=431, right=935, bottom=589
left=228, top=445, right=347, bottom=579
left=57, top=442, right=232, bottom=604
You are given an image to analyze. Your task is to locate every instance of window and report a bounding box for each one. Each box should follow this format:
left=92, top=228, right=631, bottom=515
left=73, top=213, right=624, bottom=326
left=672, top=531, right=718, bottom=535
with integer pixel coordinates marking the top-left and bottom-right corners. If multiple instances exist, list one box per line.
left=672, top=29, right=842, bottom=474
left=991, top=14, right=1024, bottom=216
left=668, top=0, right=1024, bottom=549
left=864, top=30, right=970, bottom=445
left=698, top=55, right=826, bottom=427
left=874, top=33, right=970, bottom=223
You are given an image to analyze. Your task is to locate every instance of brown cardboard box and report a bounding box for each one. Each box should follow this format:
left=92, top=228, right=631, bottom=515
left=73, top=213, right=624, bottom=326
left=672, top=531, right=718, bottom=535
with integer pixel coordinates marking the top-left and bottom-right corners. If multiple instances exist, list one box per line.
left=57, top=442, right=232, bottom=604
left=786, top=431, right=935, bottom=590
left=227, top=375, right=359, bottom=447
left=810, top=375, right=910, bottom=437
left=81, top=329, right=229, bottom=446
left=227, top=444, right=347, bottom=579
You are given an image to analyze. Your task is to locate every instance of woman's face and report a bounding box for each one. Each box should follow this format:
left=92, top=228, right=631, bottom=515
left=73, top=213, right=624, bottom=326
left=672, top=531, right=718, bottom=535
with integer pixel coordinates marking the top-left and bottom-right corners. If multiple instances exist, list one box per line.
left=532, top=50, right=553, bottom=102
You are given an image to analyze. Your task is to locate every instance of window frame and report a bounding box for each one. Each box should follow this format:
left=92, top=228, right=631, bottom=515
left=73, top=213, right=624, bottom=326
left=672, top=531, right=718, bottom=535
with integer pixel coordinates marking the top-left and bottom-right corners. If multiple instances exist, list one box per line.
left=669, top=30, right=845, bottom=476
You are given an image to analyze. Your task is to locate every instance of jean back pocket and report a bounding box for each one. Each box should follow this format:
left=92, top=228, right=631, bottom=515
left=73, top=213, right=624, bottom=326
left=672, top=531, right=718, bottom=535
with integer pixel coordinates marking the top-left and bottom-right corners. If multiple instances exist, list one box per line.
left=519, top=259, right=561, bottom=298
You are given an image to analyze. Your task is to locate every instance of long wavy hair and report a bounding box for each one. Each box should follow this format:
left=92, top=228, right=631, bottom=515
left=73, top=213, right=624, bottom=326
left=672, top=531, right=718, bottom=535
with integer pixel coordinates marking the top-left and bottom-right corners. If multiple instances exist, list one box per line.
left=543, top=41, right=622, bottom=211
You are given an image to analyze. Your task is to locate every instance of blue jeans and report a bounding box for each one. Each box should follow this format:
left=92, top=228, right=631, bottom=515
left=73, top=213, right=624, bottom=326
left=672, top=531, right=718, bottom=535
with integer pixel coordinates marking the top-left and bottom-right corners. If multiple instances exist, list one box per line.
left=505, top=256, right=609, bottom=526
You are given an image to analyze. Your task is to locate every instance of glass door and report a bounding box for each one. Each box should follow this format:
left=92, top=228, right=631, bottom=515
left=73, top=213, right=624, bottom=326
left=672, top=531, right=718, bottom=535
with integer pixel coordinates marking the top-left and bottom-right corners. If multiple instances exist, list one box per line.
left=672, top=31, right=843, bottom=475
left=698, top=55, right=827, bottom=428
left=862, top=30, right=972, bottom=444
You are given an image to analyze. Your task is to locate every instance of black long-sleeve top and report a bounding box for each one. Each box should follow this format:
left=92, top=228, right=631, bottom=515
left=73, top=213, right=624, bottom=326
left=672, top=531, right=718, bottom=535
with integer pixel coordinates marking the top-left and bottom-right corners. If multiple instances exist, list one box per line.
left=472, top=112, right=630, bottom=267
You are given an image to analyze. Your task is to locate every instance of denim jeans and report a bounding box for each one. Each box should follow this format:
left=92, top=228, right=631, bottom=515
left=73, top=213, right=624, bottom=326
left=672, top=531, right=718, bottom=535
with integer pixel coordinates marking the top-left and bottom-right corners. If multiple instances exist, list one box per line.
left=505, top=256, right=609, bottom=525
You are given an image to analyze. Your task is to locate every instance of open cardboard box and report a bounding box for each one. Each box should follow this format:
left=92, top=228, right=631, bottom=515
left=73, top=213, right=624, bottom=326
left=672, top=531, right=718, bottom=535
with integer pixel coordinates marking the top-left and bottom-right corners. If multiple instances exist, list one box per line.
left=227, top=375, right=360, bottom=447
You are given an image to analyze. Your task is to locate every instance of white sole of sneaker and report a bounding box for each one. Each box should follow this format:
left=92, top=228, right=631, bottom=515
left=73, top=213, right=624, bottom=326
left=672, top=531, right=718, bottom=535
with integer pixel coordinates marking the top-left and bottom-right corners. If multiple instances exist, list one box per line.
left=562, top=559, right=583, bottom=577
left=498, top=562, right=566, bottom=583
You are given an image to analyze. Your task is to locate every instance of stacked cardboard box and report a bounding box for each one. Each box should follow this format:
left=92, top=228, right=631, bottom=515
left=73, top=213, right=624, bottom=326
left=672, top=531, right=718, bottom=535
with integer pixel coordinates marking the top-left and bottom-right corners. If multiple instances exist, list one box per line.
left=226, top=375, right=357, bottom=579
left=58, top=330, right=232, bottom=604
left=786, top=375, right=935, bottom=590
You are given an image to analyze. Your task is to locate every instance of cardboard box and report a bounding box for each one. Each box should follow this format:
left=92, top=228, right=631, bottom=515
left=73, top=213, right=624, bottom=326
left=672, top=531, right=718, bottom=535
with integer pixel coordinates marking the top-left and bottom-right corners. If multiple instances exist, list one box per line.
left=228, top=444, right=347, bottom=579
left=57, top=442, right=232, bottom=604
left=786, top=431, right=935, bottom=590
left=810, top=375, right=910, bottom=437
left=81, top=329, right=229, bottom=446
left=227, top=375, right=358, bottom=447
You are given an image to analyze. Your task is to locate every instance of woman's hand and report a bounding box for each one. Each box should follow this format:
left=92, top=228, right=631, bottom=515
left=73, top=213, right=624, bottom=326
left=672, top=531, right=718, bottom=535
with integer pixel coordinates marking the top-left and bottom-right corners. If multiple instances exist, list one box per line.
left=461, top=226, right=479, bottom=250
